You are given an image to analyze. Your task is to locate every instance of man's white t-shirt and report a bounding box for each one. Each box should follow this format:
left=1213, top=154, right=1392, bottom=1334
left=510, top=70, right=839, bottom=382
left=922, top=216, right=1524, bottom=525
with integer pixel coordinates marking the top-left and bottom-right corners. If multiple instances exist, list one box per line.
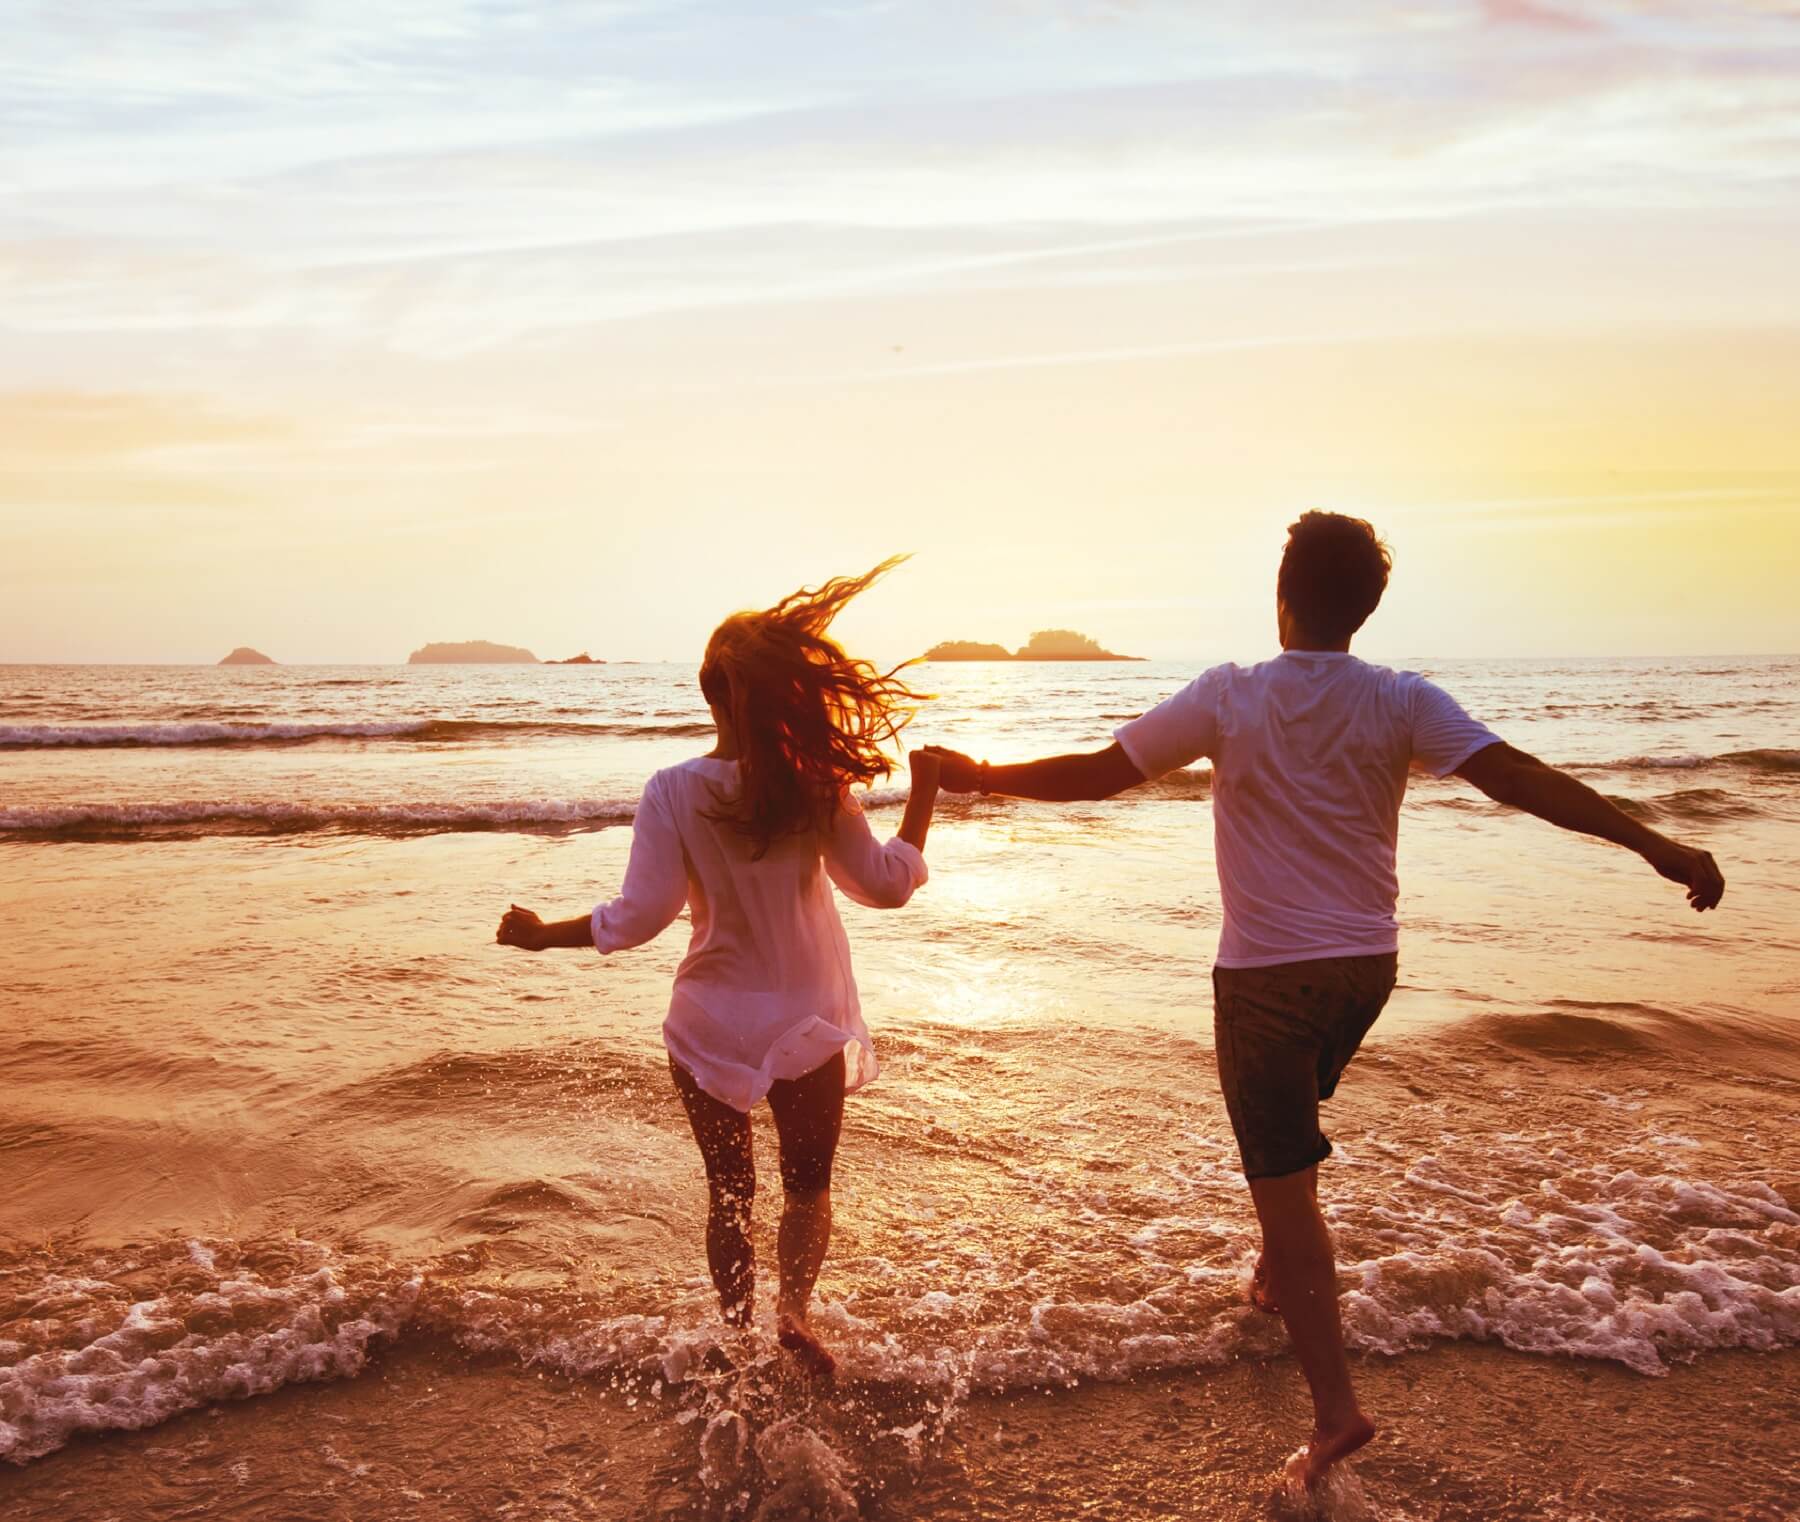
left=1113, top=651, right=1501, bottom=969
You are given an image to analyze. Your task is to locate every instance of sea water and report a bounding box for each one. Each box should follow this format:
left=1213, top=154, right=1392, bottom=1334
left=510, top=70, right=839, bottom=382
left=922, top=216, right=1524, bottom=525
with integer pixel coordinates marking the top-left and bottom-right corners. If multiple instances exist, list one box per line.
left=2, top=657, right=1797, bottom=1518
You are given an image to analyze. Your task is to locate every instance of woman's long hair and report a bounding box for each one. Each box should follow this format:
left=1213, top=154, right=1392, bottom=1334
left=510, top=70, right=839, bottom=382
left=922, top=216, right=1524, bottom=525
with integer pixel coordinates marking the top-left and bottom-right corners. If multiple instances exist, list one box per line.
left=699, top=556, right=925, bottom=858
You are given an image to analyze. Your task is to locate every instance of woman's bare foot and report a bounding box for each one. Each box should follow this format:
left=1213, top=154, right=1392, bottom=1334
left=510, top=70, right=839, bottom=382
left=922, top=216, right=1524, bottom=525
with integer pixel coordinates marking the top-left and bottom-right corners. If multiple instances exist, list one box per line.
left=776, top=1311, right=837, bottom=1379
left=1284, top=1411, right=1377, bottom=1490
left=1249, top=1252, right=1280, bottom=1315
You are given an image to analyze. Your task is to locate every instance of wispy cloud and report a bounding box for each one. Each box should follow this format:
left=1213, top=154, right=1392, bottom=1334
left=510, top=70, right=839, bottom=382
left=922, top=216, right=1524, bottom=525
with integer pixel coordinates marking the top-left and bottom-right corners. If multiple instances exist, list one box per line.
left=2, top=2, right=1797, bottom=365
left=833, top=330, right=1378, bottom=381
left=1482, top=0, right=1601, bottom=32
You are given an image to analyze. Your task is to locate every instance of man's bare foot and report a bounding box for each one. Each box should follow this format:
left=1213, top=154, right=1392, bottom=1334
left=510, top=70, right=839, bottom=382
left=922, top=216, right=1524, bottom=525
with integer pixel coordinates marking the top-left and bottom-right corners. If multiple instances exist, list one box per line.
left=1283, top=1412, right=1376, bottom=1490
left=1249, top=1253, right=1280, bottom=1315
left=776, top=1312, right=837, bottom=1379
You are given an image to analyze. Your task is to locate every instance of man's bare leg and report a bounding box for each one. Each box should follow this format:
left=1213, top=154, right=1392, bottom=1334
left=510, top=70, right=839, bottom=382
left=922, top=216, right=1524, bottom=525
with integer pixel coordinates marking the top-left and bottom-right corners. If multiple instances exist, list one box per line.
left=1249, top=1169, right=1318, bottom=1315
left=1248, top=1167, right=1375, bottom=1486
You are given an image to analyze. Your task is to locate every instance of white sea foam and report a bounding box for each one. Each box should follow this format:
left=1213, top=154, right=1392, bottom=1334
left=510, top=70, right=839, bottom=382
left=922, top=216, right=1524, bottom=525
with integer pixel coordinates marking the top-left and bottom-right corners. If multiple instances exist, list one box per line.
left=0, top=1248, right=419, bottom=1465
left=750, top=1417, right=862, bottom=1521
left=5, top=1143, right=1797, bottom=1468
left=1337, top=1163, right=1800, bottom=1377
left=1272, top=1453, right=1381, bottom=1522
left=435, top=1157, right=1798, bottom=1401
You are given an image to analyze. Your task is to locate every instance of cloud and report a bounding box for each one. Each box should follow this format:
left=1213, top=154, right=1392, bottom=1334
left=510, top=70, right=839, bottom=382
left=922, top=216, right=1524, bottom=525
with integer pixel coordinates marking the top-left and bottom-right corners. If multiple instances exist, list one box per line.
left=0, top=391, right=290, bottom=460
left=830, top=330, right=1377, bottom=382
left=1481, top=0, right=1600, bottom=30
left=2, top=1, right=1797, bottom=367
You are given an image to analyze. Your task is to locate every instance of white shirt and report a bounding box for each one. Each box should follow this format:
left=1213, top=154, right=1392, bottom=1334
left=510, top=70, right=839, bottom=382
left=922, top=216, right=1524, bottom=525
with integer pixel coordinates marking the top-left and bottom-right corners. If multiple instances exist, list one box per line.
left=1114, top=652, right=1500, bottom=969
left=591, top=756, right=928, bottom=1110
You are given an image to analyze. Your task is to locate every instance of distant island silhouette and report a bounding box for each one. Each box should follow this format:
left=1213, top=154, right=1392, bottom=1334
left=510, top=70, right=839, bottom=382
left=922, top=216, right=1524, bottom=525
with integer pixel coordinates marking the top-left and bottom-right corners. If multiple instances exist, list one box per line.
left=546, top=651, right=605, bottom=665
left=408, top=640, right=539, bottom=665
left=218, top=646, right=276, bottom=666
left=923, top=629, right=1143, bottom=662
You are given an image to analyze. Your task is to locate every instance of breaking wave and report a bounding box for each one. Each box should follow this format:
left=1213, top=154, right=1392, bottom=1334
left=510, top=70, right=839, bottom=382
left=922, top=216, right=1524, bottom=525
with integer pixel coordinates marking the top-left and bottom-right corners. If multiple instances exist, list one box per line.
left=5, top=1143, right=1796, bottom=1466
left=1414, top=786, right=1768, bottom=824
left=1570, top=748, right=1800, bottom=776
left=0, top=718, right=715, bottom=749
left=0, top=786, right=919, bottom=842
left=0, top=798, right=639, bottom=840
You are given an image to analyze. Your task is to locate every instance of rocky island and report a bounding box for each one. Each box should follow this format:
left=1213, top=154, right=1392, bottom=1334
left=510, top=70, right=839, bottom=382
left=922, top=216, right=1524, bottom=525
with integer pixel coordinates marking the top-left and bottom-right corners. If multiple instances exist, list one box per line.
left=922, top=640, right=1014, bottom=661
left=408, top=640, right=539, bottom=665
left=218, top=646, right=276, bottom=666
left=922, top=629, right=1142, bottom=662
left=547, top=652, right=605, bottom=665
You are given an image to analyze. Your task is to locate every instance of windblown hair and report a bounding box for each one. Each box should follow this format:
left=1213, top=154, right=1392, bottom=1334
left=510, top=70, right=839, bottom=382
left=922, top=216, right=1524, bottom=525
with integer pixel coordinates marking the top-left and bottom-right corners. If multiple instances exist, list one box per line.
left=1277, top=511, right=1393, bottom=643
left=699, top=557, right=925, bottom=858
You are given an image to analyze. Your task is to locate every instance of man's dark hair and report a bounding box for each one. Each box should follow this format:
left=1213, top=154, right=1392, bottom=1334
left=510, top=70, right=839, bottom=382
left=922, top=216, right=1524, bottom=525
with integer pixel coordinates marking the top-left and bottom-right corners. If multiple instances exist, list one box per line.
left=1276, top=511, right=1392, bottom=643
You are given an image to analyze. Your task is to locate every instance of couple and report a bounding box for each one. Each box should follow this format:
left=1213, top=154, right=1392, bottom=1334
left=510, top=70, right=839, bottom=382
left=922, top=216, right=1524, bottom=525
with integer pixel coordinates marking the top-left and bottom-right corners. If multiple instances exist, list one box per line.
left=496, top=513, right=1725, bottom=1490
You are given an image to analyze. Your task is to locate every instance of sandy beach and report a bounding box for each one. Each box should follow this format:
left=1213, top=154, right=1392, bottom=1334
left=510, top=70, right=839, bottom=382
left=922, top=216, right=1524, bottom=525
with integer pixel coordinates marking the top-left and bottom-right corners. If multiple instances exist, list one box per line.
left=3, top=659, right=1797, bottom=1519
left=4, top=1337, right=1795, bottom=1520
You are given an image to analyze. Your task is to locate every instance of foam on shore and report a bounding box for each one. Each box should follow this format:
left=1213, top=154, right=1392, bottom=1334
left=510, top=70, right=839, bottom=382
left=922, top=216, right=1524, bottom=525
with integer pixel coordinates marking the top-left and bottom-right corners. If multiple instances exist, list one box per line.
left=6, top=1145, right=1795, bottom=1466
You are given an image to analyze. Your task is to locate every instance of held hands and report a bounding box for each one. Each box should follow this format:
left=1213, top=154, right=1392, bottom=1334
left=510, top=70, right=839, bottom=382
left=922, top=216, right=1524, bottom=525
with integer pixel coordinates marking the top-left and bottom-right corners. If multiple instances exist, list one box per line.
left=1644, top=837, right=1726, bottom=912
left=496, top=903, right=548, bottom=950
left=907, top=747, right=942, bottom=793
left=920, top=744, right=981, bottom=794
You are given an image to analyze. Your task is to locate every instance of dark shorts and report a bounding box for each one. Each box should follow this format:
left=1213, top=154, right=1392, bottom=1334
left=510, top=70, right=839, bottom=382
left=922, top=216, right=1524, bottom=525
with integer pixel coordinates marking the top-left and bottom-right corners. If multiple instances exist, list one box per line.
left=1212, top=952, right=1398, bottom=1181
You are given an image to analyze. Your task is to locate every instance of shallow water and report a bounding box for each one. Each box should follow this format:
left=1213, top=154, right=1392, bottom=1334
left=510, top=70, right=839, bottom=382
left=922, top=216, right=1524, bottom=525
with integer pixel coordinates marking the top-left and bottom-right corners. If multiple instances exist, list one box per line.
left=2, top=656, right=1798, bottom=1517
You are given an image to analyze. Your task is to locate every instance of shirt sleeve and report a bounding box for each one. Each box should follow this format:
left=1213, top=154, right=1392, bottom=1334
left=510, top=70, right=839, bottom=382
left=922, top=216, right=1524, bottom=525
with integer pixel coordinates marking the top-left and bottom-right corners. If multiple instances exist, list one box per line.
left=1112, top=669, right=1222, bottom=781
left=592, top=772, right=689, bottom=954
left=823, top=790, right=928, bottom=910
left=1408, top=675, right=1503, bottom=778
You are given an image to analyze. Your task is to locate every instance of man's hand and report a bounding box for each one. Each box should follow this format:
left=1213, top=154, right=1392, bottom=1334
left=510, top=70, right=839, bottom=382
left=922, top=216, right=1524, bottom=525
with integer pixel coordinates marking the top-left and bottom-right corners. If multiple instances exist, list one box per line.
left=1643, top=838, right=1726, bottom=912
left=921, top=745, right=981, bottom=794
left=497, top=903, right=548, bottom=950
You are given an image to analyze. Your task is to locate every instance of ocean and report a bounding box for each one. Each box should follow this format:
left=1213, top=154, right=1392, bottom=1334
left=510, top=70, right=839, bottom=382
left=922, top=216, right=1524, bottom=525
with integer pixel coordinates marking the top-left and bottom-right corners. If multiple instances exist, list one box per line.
left=2, top=656, right=1797, bottom=1521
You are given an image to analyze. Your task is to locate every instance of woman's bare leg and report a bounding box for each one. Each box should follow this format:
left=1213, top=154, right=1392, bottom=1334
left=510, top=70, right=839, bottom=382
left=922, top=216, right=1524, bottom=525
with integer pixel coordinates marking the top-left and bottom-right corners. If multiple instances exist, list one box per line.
left=669, top=1058, right=757, bottom=1326
left=767, top=1050, right=846, bottom=1375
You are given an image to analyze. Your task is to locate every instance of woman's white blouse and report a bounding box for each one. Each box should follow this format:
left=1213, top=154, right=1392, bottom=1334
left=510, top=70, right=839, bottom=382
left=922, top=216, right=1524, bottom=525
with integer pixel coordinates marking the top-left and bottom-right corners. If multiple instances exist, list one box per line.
left=591, top=756, right=927, bottom=1111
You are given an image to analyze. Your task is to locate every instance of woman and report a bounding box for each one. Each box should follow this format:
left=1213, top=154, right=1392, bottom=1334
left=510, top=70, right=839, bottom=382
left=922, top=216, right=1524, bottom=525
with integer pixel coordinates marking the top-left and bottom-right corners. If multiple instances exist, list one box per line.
left=497, top=559, right=939, bottom=1376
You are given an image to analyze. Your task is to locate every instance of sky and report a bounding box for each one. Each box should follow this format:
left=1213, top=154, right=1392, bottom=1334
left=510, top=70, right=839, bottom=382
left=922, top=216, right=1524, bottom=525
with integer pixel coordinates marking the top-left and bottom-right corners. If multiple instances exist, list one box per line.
left=3, top=0, right=1798, bottom=664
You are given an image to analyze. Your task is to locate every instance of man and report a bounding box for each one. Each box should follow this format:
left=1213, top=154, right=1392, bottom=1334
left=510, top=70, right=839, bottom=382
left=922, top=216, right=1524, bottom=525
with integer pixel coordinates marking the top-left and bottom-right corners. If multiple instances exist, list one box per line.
left=925, top=511, right=1725, bottom=1488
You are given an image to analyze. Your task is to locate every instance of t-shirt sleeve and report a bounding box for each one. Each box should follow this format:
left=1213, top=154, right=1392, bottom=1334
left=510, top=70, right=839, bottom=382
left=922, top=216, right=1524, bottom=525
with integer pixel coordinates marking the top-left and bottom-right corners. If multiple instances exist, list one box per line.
left=1112, top=670, right=1222, bottom=781
left=1408, top=675, right=1503, bottom=778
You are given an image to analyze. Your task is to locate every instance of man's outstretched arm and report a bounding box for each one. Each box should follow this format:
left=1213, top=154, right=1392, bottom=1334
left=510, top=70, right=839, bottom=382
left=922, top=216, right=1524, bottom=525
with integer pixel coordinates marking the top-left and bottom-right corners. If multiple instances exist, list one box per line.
left=1454, top=742, right=1725, bottom=911
left=922, top=742, right=1147, bottom=803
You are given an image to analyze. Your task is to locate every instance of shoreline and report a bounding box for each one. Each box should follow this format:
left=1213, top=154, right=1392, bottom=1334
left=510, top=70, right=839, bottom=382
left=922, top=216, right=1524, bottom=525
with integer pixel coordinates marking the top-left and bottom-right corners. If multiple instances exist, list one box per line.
left=917, top=655, right=1147, bottom=663
left=4, top=1338, right=1795, bottom=1520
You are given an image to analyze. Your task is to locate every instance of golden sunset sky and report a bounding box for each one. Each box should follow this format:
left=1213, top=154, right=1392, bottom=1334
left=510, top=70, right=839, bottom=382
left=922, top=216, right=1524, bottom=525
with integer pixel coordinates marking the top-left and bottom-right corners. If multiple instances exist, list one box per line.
left=3, top=0, right=1797, bottom=663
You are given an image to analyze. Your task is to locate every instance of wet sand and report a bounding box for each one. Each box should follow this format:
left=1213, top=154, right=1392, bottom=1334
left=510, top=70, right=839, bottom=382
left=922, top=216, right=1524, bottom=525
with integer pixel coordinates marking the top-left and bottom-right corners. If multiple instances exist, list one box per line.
left=5, top=1338, right=1795, bottom=1521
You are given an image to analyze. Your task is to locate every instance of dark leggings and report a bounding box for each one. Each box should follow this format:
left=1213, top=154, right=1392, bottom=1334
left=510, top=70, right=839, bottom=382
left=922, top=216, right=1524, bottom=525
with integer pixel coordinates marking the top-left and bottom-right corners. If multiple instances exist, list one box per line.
left=669, top=1048, right=845, bottom=1200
